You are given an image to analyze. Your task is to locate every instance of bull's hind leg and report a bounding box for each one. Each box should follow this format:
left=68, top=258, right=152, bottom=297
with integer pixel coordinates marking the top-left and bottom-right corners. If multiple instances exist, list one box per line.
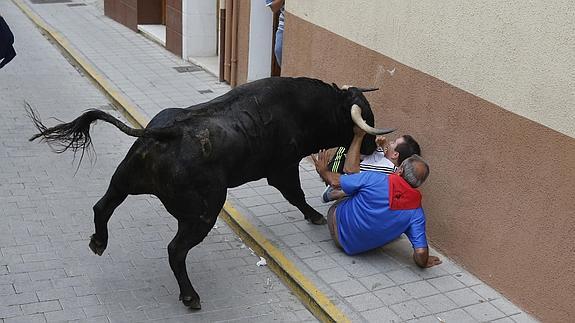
left=162, top=189, right=226, bottom=309
left=267, top=164, right=327, bottom=225
left=89, top=181, right=127, bottom=256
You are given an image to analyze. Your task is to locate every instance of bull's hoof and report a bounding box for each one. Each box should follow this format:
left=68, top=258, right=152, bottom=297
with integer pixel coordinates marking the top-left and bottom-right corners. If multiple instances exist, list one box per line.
left=89, top=235, right=107, bottom=256
left=180, top=294, right=201, bottom=310
left=308, top=215, right=327, bottom=225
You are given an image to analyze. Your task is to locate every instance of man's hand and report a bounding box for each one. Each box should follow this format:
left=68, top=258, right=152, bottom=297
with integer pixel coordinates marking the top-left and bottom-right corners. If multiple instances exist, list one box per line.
left=375, top=136, right=387, bottom=150
left=312, top=150, right=341, bottom=189
left=426, top=256, right=442, bottom=268
left=312, top=149, right=330, bottom=175
left=413, top=248, right=442, bottom=268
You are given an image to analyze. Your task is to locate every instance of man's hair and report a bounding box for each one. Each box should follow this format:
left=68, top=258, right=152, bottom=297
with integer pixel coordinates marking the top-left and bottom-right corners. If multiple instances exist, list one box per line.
left=396, top=135, right=421, bottom=165
left=400, top=154, right=429, bottom=188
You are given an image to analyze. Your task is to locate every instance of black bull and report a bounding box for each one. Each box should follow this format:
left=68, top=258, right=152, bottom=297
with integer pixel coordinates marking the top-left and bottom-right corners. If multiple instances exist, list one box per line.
left=28, top=77, right=394, bottom=309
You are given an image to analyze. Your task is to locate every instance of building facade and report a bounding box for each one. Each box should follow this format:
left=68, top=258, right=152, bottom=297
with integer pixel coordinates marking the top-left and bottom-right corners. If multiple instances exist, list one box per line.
left=281, top=1, right=574, bottom=322
left=104, top=0, right=278, bottom=86
left=103, top=1, right=574, bottom=321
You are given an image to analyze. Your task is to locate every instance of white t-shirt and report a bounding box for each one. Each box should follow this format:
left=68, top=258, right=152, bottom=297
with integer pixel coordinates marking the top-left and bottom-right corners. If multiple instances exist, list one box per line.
left=359, top=148, right=396, bottom=174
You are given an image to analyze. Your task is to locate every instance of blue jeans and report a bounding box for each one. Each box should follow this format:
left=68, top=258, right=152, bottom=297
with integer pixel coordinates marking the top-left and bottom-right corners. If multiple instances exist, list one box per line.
left=274, top=27, right=283, bottom=66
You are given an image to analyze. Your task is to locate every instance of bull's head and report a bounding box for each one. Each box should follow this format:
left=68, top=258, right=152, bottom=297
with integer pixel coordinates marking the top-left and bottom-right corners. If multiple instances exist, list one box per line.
left=340, top=85, right=395, bottom=154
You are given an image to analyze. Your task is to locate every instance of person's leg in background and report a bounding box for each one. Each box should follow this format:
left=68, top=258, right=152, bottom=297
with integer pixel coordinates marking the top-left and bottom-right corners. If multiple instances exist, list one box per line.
left=0, top=16, right=16, bottom=69
left=274, top=27, right=283, bottom=66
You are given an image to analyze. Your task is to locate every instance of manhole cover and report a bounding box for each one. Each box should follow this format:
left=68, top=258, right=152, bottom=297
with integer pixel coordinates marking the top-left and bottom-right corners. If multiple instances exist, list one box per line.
left=173, top=65, right=202, bottom=73
left=30, top=0, right=73, bottom=4
left=67, top=3, right=87, bottom=6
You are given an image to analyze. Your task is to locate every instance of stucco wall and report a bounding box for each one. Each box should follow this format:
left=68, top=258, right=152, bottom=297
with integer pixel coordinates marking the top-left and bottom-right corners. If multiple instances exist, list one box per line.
left=281, top=8, right=575, bottom=323
left=287, top=0, right=575, bottom=139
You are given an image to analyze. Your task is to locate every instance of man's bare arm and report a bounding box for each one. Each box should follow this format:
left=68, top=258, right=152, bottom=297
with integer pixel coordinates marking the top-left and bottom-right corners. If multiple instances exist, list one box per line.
left=342, top=128, right=365, bottom=174
left=267, top=0, right=284, bottom=13
left=413, top=248, right=442, bottom=268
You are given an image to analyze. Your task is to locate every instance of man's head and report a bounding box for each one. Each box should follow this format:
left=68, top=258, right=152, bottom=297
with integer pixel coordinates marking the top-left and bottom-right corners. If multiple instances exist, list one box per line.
left=385, top=135, right=421, bottom=166
left=396, top=154, right=429, bottom=188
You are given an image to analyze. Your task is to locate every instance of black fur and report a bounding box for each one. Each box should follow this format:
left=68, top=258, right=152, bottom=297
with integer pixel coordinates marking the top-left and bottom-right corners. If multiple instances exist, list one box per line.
left=28, top=77, right=393, bottom=309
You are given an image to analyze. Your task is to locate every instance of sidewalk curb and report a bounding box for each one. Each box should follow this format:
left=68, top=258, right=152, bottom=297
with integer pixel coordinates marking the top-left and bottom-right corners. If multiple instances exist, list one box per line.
left=12, top=0, right=349, bottom=322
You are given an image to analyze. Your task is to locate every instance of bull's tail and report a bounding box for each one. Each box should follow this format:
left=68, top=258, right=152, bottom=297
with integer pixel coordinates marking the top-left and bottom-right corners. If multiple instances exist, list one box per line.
left=27, top=103, right=176, bottom=157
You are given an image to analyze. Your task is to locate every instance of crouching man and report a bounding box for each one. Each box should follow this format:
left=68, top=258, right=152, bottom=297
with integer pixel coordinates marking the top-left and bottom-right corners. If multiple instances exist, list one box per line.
left=312, top=127, right=441, bottom=268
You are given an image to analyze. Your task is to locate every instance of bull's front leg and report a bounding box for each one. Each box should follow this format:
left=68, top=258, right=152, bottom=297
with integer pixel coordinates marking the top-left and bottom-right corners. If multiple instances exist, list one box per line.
left=267, top=165, right=327, bottom=225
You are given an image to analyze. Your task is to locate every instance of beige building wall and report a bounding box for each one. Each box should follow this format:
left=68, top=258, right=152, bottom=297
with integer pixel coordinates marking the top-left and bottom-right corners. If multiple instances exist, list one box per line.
left=288, top=0, right=575, bottom=139
left=283, top=1, right=575, bottom=322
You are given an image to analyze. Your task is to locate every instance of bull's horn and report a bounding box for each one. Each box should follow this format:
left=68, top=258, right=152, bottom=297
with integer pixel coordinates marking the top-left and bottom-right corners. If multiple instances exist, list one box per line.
left=357, top=87, right=379, bottom=93
left=350, top=104, right=396, bottom=135
left=341, top=85, right=379, bottom=92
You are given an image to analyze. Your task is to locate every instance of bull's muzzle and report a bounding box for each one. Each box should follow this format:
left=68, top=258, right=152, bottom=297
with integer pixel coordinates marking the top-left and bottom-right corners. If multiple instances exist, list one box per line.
left=350, top=105, right=396, bottom=135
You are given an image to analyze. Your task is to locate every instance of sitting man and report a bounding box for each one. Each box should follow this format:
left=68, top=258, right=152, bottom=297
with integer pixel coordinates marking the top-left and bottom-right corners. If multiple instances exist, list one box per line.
left=322, top=134, right=421, bottom=202
left=312, top=127, right=441, bottom=268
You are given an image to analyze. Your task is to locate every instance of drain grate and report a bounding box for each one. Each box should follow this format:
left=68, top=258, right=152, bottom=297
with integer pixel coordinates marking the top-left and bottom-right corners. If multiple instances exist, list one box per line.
left=198, top=89, right=213, bottom=94
left=67, top=3, right=87, bottom=6
left=173, top=65, right=202, bottom=73
left=30, top=0, right=73, bottom=4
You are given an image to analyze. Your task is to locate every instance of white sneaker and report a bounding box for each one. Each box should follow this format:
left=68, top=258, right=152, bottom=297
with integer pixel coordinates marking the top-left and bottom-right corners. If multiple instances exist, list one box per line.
left=321, top=185, right=334, bottom=203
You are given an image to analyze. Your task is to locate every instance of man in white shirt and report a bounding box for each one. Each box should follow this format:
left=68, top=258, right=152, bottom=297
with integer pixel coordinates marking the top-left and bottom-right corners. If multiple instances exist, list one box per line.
left=322, top=134, right=421, bottom=202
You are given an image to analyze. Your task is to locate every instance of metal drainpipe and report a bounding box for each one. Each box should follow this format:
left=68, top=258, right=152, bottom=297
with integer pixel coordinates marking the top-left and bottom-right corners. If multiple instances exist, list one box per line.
left=230, top=0, right=239, bottom=87
left=224, top=0, right=232, bottom=82
left=218, top=0, right=226, bottom=82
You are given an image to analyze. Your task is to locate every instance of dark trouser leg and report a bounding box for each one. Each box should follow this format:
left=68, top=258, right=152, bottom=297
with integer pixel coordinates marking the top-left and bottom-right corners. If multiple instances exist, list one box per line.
left=327, top=200, right=344, bottom=249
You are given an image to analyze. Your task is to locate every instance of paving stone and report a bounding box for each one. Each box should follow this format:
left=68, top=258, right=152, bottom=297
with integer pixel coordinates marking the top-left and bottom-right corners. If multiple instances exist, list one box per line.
left=21, top=300, right=62, bottom=315
left=491, top=298, right=522, bottom=316
left=268, top=223, right=301, bottom=237
left=509, top=312, right=539, bottom=323
left=464, top=302, right=506, bottom=322
left=471, top=284, right=502, bottom=301
left=302, top=255, right=339, bottom=271
left=427, top=275, right=466, bottom=293
left=44, top=307, right=87, bottom=322
left=358, top=273, right=395, bottom=291
left=390, top=299, right=431, bottom=321
left=453, top=271, right=483, bottom=286
left=418, top=293, right=459, bottom=314
left=280, top=232, right=313, bottom=247
left=4, top=313, right=47, bottom=323
left=331, top=279, right=369, bottom=297
left=374, top=286, right=413, bottom=306
left=0, top=305, right=24, bottom=319
left=401, top=280, right=441, bottom=298
left=291, top=244, right=325, bottom=259
left=317, top=267, right=352, bottom=284
left=361, top=306, right=401, bottom=322
left=444, top=288, right=486, bottom=307
left=386, top=268, right=423, bottom=285
left=493, top=317, right=516, bottom=323
left=433, top=308, right=477, bottom=323
left=345, top=292, right=384, bottom=312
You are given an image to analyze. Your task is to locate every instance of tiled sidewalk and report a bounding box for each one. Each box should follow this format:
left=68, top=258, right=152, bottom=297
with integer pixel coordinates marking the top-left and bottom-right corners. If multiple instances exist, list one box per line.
left=14, top=0, right=539, bottom=321
left=1, top=1, right=314, bottom=322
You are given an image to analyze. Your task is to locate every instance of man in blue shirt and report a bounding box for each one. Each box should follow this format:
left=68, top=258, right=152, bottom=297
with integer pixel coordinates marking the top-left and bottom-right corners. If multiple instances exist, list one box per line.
left=312, top=127, right=441, bottom=268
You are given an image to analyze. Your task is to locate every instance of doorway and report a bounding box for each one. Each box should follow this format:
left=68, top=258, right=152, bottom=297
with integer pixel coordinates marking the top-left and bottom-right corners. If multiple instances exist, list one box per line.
left=137, top=0, right=166, bottom=46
